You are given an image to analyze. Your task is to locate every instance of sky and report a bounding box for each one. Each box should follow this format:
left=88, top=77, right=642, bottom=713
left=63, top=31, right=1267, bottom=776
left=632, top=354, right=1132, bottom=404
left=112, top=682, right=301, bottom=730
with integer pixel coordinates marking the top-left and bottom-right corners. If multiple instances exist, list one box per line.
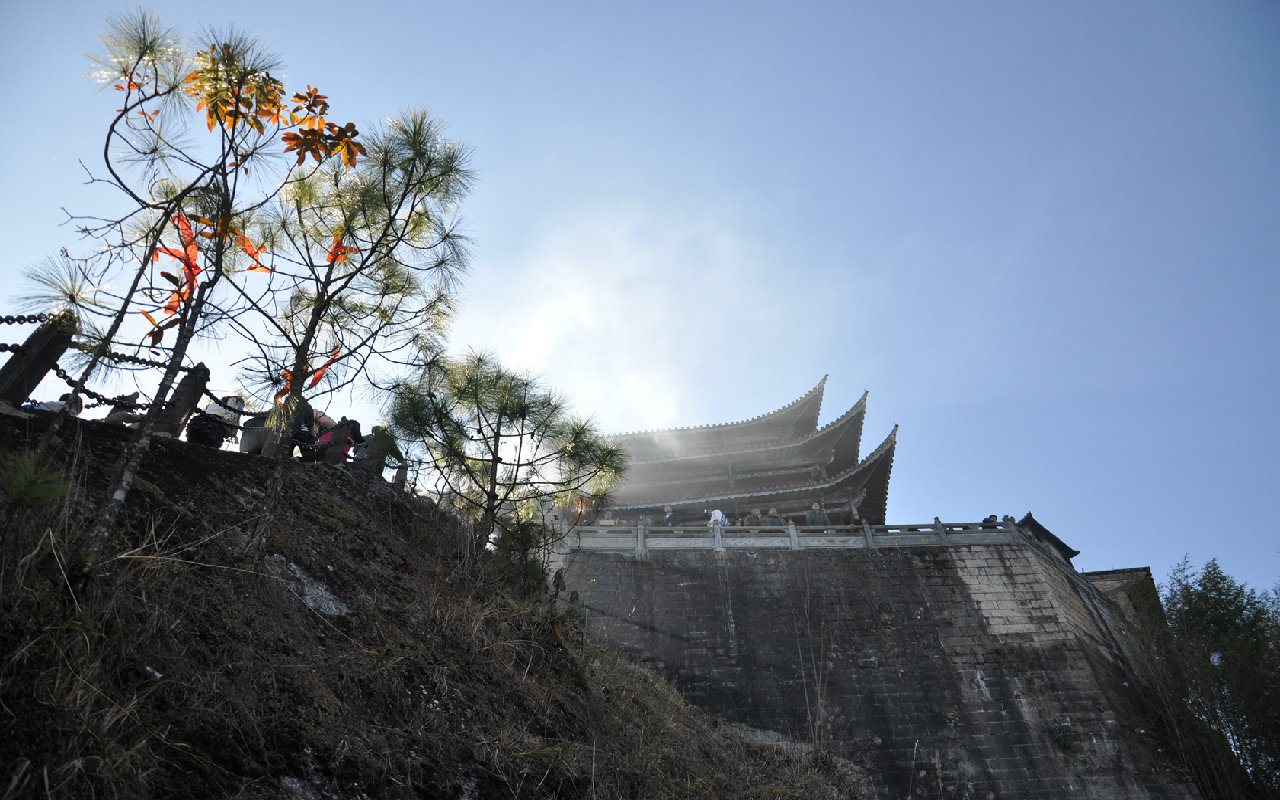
left=2, top=1, right=1278, bottom=593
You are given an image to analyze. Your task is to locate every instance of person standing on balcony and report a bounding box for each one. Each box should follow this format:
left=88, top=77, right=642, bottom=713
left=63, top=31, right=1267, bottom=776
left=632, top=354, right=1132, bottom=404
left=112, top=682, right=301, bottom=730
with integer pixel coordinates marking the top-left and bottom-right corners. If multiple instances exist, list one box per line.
left=663, top=505, right=681, bottom=527
left=805, top=502, right=830, bottom=527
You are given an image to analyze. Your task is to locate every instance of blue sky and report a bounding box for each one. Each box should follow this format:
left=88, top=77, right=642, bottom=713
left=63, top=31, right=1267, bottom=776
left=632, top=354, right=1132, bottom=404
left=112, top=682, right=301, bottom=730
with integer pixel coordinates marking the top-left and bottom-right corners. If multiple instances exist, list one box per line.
left=3, top=1, right=1278, bottom=592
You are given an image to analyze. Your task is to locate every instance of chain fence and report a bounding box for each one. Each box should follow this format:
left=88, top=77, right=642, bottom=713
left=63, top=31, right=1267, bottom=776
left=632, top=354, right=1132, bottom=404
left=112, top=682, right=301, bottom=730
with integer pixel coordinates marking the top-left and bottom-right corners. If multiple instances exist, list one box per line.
left=51, top=365, right=153, bottom=411
left=197, top=389, right=259, bottom=431
left=9, top=324, right=366, bottom=444
left=69, top=343, right=193, bottom=372
left=0, top=314, right=53, bottom=325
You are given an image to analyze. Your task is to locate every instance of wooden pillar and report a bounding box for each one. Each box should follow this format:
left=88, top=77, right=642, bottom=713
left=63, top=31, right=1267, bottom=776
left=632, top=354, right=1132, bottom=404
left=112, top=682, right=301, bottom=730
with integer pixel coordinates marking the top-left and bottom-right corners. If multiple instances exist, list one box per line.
left=0, top=311, right=76, bottom=406
left=154, top=363, right=209, bottom=436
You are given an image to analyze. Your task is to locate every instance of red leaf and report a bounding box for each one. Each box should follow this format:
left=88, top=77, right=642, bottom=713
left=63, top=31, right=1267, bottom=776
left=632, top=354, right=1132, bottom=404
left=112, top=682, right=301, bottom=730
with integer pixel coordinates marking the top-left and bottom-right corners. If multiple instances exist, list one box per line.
left=275, top=369, right=294, bottom=404
left=238, top=235, right=271, bottom=272
left=326, top=234, right=354, bottom=264
left=307, top=349, right=341, bottom=388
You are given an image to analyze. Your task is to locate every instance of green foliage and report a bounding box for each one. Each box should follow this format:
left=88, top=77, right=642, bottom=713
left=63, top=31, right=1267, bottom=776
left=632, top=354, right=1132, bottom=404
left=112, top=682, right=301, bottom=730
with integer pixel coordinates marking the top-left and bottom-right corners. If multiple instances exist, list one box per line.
left=17, top=255, right=104, bottom=322
left=27, top=9, right=389, bottom=421
left=389, top=350, right=627, bottom=562
left=1156, top=558, right=1280, bottom=799
left=238, top=107, right=472, bottom=408
left=0, top=451, right=71, bottom=509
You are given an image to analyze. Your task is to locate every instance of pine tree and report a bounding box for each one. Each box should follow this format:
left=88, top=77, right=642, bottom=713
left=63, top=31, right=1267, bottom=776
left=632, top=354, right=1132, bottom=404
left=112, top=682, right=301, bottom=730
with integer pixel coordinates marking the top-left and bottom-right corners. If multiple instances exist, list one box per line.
left=389, top=351, right=627, bottom=565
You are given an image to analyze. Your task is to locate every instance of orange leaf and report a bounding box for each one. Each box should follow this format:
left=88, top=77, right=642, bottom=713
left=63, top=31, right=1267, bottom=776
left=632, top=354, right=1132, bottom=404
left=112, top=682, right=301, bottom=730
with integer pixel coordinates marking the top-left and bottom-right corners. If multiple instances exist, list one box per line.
left=326, top=234, right=355, bottom=264
left=307, top=349, right=341, bottom=388
left=162, top=289, right=184, bottom=316
left=141, top=310, right=157, bottom=327
left=238, top=235, right=271, bottom=272
left=157, top=215, right=200, bottom=316
left=274, top=368, right=294, bottom=404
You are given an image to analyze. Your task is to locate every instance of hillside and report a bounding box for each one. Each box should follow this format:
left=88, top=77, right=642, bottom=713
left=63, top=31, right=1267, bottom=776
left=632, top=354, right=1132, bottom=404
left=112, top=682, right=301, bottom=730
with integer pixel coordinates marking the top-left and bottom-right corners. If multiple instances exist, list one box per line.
left=0, top=408, right=866, bottom=799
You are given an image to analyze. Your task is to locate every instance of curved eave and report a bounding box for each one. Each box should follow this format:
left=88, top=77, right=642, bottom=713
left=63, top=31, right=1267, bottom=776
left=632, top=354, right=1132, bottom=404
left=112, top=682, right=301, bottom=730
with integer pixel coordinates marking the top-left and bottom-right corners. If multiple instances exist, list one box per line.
left=1017, top=512, right=1080, bottom=561
left=612, top=424, right=898, bottom=524
left=609, top=376, right=828, bottom=458
left=625, top=391, right=867, bottom=470
left=854, top=425, right=897, bottom=525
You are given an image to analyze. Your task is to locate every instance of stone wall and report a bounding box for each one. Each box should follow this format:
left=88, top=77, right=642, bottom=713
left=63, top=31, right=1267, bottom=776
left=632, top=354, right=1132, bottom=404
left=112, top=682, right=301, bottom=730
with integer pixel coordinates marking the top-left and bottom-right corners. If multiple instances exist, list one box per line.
left=559, top=533, right=1200, bottom=799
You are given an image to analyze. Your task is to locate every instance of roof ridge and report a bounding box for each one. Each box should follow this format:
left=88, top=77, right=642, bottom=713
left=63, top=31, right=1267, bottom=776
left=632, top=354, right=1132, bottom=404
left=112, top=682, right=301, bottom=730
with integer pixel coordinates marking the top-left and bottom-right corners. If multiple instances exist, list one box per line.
left=609, top=376, right=829, bottom=439
left=812, top=389, right=866, bottom=436
left=625, top=392, right=866, bottom=465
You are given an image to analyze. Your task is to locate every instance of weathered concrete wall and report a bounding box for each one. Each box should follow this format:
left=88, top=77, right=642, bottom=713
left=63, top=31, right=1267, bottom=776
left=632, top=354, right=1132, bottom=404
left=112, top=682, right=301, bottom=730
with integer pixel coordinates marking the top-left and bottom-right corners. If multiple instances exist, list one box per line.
left=560, top=536, right=1199, bottom=799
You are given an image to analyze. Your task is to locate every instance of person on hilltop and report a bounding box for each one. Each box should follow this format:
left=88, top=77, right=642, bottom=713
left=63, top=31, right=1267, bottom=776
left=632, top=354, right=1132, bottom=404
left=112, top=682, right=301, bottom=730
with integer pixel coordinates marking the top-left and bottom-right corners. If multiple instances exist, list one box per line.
left=313, top=417, right=364, bottom=463
left=300, top=409, right=340, bottom=462
left=185, top=395, right=245, bottom=449
left=356, top=425, right=406, bottom=479
left=240, top=397, right=314, bottom=457
left=24, top=393, right=83, bottom=416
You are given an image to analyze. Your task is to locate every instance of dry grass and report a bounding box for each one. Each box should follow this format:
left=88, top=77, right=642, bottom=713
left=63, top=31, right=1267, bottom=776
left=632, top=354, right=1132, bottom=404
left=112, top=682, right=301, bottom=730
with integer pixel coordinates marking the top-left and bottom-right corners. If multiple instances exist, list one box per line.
left=0, top=412, right=867, bottom=799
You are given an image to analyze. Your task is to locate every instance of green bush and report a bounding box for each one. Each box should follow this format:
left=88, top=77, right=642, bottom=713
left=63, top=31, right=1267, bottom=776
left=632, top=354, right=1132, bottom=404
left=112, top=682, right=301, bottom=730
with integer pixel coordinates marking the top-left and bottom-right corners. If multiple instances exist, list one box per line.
left=0, top=451, right=70, bottom=509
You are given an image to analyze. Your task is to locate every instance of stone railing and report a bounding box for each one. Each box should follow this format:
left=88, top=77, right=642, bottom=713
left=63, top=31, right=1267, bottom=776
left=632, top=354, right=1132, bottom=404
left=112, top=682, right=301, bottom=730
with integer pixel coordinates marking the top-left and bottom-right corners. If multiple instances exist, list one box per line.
left=558, top=519, right=1024, bottom=556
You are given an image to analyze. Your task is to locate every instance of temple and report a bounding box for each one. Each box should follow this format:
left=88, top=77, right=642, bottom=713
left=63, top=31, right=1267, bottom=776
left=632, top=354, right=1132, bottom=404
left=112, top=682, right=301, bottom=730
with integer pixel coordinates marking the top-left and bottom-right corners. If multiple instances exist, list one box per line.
left=606, top=376, right=897, bottom=524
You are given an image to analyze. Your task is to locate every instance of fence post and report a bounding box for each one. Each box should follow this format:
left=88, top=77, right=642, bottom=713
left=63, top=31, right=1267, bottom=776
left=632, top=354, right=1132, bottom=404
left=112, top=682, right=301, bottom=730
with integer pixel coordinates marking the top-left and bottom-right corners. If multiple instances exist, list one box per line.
left=0, top=311, right=76, bottom=406
left=862, top=520, right=876, bottom=548
left=154, top=362, right=210, bottom=436
left=636, top=522, right=648, bottom=558
left=788, top=522, right=800, bottom=550
left=933, top=517, right=949, bottom=544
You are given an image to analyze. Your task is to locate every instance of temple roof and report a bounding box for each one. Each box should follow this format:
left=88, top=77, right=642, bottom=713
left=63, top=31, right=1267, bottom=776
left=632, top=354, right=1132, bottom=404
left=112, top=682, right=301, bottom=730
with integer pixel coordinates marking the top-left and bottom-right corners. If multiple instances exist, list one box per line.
left=609, top=376, right=828, bottom=461
left=611, top=425, right=898, bottom=525
left=622, top=392, right=866, bottom=478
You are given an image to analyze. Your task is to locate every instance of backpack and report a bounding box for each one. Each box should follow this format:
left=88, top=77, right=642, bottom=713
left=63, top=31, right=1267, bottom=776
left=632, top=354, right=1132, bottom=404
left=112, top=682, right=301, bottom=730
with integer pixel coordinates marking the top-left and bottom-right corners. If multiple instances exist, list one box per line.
left=186, top=412, right=229, bottom=448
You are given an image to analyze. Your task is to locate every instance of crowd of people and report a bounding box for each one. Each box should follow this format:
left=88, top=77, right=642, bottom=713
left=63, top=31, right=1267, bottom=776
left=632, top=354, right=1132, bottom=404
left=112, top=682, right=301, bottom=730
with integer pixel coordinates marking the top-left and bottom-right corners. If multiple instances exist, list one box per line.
left=20, top=389, right=407, bottom=480
left=595, top=502, right=851, bottom=529
left=233, top=400, right=407, bottom=478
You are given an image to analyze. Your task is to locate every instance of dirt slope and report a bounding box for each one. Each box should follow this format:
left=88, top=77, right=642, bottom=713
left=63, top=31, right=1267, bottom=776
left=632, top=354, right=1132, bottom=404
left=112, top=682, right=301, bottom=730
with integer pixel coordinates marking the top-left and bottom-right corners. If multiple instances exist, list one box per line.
left=0, top=409, right=866, bottom=799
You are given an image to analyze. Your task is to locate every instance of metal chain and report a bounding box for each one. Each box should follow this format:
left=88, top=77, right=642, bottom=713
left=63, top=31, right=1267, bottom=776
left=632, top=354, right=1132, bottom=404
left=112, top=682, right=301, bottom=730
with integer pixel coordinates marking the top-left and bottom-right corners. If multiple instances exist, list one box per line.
left=0, top=313, right=52, bottom=325
left=198, top=389, right=254, bottom=430
left=105, top=350, right=192, bottom=371
left=0, top=342, right=24, bottom=353
left=51, top=365, right=152, bottom=410
left=70, top=343, right=192, bottom=372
